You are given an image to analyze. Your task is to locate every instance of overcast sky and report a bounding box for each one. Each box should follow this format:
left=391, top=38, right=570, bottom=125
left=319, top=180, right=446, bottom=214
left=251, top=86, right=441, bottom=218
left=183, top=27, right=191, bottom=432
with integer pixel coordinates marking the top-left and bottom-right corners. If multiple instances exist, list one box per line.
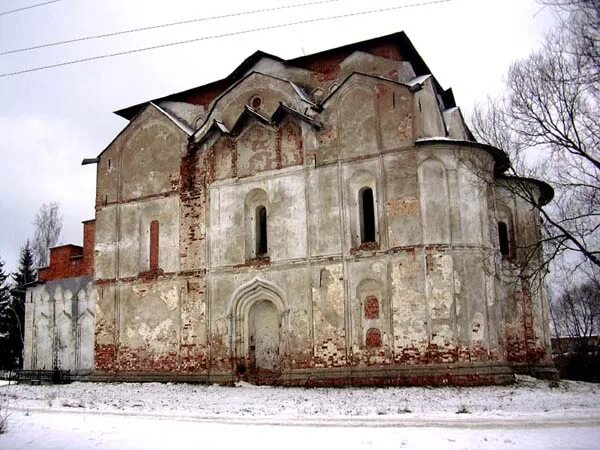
left=0, top=0, right=557, bottom=274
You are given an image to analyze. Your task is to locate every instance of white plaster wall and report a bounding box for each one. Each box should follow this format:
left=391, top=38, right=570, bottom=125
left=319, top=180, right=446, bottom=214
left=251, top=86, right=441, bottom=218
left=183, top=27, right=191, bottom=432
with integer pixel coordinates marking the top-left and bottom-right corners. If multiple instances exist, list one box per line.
left=209, top=168, right=307, bottom=267
left=23, top=277, right=95, bottom=373
left=307, top=165, right=343, bottom=256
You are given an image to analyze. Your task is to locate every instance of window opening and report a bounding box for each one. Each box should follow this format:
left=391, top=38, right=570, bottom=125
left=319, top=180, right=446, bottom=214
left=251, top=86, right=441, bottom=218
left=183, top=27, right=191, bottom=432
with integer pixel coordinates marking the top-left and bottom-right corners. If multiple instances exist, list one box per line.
left=498, top=221, right=510, bottom=257
left=360, top=187, right=376, bottom=243
left=256, top=206, right=268, bottom=257
left=251, top=96, right=262, bottom=110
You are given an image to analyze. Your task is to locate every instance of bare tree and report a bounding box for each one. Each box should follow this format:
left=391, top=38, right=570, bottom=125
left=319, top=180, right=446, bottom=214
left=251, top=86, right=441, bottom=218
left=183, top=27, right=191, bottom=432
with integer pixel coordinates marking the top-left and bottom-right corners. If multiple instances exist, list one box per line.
left=471, top=1, right=600, bottom=272
left=550, top=271, right=600, bottom=347
left=32, top=202, right=63, bottom=269
left=549, top=262, right=600, bottom=380
left=541, top=1, right=599, bottom=87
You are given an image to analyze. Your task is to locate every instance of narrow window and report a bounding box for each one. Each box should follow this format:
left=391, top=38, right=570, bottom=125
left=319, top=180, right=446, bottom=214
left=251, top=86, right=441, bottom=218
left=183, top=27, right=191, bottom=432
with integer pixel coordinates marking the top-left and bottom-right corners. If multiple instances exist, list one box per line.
left=498, top=221, right=510, bottom=257
left=256, top=206, right=267, bottom=257
left=359, top=187, right=376, bottom=243
left=150, top=220, right=159, bottom=270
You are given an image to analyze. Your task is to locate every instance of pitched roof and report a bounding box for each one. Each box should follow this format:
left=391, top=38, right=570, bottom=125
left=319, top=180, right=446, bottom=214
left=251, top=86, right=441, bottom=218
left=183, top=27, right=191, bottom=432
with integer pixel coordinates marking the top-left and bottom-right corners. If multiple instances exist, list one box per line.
left=113, top=31, right=454, bottom=121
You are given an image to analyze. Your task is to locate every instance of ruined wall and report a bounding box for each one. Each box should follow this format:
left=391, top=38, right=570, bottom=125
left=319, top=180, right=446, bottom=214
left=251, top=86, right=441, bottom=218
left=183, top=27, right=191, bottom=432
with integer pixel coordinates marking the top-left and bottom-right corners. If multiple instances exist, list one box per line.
left=93, top=104, right=208, bottom=377
left=23, top=276, right=95, bottom=373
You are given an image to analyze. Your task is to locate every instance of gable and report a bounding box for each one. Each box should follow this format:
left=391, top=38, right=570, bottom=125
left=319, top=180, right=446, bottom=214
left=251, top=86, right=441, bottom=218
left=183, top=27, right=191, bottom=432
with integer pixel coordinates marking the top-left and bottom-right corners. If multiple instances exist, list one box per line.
left=96, top=104, right=190, bottom=206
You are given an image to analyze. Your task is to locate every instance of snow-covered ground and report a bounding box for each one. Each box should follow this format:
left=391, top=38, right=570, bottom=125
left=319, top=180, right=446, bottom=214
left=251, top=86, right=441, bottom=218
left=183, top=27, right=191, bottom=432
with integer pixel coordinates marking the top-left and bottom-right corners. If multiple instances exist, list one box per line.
left=1, top=375, right=599, bottom=449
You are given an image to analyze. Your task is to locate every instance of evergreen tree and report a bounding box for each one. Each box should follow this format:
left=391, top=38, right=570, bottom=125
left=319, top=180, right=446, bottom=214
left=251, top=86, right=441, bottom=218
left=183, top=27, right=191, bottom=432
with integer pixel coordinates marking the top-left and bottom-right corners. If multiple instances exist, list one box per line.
left=13, top=240, right=36, bottom=287
left=7, top=241, right=37, bottom=368
left=0, top=255, right=16, bottom=369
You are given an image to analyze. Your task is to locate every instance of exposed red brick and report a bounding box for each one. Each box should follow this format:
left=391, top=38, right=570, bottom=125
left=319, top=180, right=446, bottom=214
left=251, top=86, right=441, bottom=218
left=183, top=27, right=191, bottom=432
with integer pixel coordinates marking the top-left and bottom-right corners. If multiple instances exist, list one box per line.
left=38, top=219, right=95, bottom=281
left=149, top=220, right=159, bottom=270
left=275, top=126, right=283, bottom=169
left=178, top=83, right=225, bottom=111
left=94, top=344, right=117, bottom=372
left=364, top=295, right=379, bottom=320
left=82, top=220, right=95, bottom=276
left=368, top=43, right=402, bottom=61
left=350, top=241, right=380, bottom=254
left=233, top=256, right=271, bottom=268
left=366, top=328, right=382, bottom=348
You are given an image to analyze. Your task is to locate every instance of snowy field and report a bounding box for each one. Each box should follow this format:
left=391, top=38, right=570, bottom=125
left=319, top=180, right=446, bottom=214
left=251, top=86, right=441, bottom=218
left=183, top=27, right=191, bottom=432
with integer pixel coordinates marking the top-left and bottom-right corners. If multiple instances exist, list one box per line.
left=1, top=375, right=599, bottom=449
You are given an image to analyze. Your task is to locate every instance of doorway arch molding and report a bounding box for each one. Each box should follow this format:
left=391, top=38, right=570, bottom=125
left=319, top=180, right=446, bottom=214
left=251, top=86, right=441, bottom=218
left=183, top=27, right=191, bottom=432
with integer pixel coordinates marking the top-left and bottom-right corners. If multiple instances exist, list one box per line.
left=226, top=277, right=290, bottom=360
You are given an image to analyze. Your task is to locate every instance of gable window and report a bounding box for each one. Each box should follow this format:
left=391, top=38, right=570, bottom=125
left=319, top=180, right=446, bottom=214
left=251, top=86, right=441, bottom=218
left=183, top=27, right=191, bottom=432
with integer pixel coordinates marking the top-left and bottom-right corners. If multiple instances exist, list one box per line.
left=256, top=205, right=268, bottom=257
left=359, top=187, right=376, bottom=243
left=498, top=221, right=510, bottom=257
left=150, top=220, right=159, bottom=270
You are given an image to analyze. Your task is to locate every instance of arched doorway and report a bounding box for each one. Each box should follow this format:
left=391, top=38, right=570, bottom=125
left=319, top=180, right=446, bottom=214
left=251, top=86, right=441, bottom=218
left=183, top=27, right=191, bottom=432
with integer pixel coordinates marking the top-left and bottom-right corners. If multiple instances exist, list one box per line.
left=227, top=277, right=288, bottom=380
left=248, top=300, right=280, bottom=372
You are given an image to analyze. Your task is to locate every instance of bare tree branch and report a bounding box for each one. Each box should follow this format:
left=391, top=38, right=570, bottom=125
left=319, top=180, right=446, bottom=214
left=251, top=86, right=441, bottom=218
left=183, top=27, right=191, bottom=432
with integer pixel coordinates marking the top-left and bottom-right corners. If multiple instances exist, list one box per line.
left=471, top=1, right=600, bottom=271
left=32, top=202, right=63, bottom=269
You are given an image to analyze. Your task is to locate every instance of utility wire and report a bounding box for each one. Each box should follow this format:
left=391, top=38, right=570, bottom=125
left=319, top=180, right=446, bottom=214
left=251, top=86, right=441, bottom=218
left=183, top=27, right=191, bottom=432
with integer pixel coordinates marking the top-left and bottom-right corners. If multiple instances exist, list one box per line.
left=0, top=0, right=62, bottom=17
left=0, top=0, right=454, bottom=78
left=0, top=0, right=340, bottom=56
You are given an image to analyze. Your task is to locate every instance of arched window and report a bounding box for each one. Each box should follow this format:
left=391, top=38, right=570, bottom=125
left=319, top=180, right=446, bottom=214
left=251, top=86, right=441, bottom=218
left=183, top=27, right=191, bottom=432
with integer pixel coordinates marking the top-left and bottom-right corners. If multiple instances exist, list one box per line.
left=498, top=221, right=510, bottom=257
left=256, top=206, right=268, bottom=257
left=359, top=187, right=376, bottom=243
left=245, top=189, right=268, bottom=260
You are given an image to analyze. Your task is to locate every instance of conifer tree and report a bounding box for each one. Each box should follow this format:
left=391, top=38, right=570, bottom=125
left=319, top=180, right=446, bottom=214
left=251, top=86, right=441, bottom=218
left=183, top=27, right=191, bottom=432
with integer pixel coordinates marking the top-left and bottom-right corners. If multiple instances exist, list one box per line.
left=6, top=241, right=37, bottom=368
left=0, top=255, right=16, bottom=368
left=13, top=240, right=36, bottom=287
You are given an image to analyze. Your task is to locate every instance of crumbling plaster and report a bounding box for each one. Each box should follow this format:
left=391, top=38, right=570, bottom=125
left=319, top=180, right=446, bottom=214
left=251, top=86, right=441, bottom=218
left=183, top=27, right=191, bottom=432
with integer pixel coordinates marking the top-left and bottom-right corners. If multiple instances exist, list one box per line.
left=84, top=35, right=555, bottom=385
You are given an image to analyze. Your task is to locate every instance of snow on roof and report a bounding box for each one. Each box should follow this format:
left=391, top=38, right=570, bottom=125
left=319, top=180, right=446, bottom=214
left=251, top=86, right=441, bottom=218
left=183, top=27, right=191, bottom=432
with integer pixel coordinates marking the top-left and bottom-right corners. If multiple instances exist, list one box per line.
left=214, top=120, right=229, bottom=134
left=415, top=136, right=457, bottom=142
left=289, top=81, right=317, bottom=108
left=406, top=74, right=432, bottom=87
left=150, top=102, right=193, bottom=136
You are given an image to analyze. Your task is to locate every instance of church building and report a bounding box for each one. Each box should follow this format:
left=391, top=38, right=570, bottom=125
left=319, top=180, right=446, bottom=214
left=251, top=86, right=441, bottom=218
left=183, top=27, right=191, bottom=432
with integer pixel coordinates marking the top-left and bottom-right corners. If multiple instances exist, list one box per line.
left=22, top=32, right=557, bottom=385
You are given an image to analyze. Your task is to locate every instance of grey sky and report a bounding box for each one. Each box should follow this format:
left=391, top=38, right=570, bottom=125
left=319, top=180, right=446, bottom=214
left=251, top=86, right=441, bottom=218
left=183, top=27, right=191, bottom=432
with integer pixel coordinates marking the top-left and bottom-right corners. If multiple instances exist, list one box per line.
left=0, top=0, right=556, bottom=274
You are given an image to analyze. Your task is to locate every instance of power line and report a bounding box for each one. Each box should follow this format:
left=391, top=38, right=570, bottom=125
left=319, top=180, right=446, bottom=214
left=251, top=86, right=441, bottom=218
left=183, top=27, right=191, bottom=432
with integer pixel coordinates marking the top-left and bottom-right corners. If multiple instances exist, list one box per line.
left=0, top=0, right=62, bottom=17
left=0, top=0, right=341, bottom=56
left=0, top=0, right=455, bottom=78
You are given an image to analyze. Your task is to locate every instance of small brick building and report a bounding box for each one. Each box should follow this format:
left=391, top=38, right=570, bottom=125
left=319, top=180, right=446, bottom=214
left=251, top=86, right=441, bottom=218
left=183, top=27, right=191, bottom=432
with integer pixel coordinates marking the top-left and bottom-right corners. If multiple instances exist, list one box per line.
left=24, top=32, right=557, bottom=384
